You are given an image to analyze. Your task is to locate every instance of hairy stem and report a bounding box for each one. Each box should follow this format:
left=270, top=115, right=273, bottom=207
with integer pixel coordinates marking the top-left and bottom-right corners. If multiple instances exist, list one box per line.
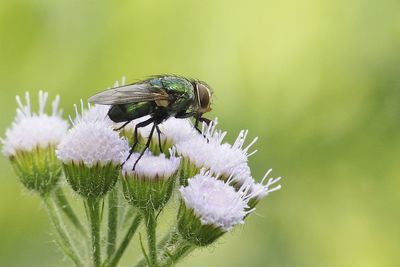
left=107, top=189, right=118, bottom=258
left=54, top=188, right=86, bottom=237
left=105, top=213, right=142, bottom=267
left=86, top=198, right=102, bottom=267
left=134, top=230, right=194, bottom=267
left=159, top=240, right=194, bottom=267
left=134, top=228, right=177, bottom=267
left=157, top=230, right=193, bottom=267
left=144, top=211, right=158, bottom=267
left=43, top=197, right=84, bottom=267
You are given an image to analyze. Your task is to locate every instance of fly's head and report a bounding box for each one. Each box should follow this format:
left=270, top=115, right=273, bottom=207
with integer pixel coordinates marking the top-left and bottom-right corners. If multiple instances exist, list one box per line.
left=193, top=81, right=212, bottom=115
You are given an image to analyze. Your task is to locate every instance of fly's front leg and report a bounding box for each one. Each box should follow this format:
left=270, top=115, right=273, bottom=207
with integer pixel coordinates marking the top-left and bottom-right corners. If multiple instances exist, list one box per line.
left=133, top=123, right=156, bottom=170
left=199, top=117, right=211, bottom=125
left=176, top=111, right=202, bottom=133
left=121, top=117, right=154, bottom=167
left=194, top=115, right=211, bottom=135
left=196, top=116, right=211, bottom=141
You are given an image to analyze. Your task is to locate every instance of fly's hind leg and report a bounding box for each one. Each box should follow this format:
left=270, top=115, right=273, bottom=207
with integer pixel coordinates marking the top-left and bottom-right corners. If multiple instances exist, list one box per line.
left=132, top=123, right=156, bottom=170
left=121, top=117, right=154, bottom=168
left=155, top=125, right=163, bottom=154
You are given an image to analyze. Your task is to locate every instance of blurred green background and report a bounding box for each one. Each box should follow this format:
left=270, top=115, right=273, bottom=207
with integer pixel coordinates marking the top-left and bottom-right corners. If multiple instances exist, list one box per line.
left=1, top=0, right=399, bottom=266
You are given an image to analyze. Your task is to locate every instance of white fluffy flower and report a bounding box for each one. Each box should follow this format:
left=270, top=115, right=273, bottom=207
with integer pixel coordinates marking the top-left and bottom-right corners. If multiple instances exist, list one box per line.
left=57, top=107, right=128, bottom=167
left=73, top=77, right=127, bottom=126
left=179, top=171, right=252, bottom=232
left=176, top=122, right=257, bottom=184
left=122, top=117, right=199, bottom=146
left=72, top=100, right=112, bottom=125
left=123, top=149, right=181, bottom=179
left=248, top=169, right=282, bottom=201
left=2, top=91, right=69, bottom=157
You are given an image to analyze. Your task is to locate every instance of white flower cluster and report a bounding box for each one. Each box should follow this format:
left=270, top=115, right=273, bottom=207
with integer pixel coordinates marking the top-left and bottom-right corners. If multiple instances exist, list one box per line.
left=3, top=87, right=281, bottom=240
left=1, top=91, right=69, bottom=157
left=56, top=102, right=128, bottom=167
left=175, top=121, right=256, bottom=184
left=72, top=100, right=112, bottom=125
left=180, top=171, right=252, bottom=232
left=123, top=116, right=198, bottom=146
left=122, top=149, right=181, bottom=179
left=249, top=169, right=282, bottom=201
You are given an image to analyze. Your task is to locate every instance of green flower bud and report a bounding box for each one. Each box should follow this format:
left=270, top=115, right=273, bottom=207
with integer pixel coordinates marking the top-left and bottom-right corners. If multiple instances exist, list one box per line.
left=177, top=171, right=252, bottom=246
left=2, top=91, right=68, bottom=196
left=122, top=151, right=180, bottom=212
left=56, top=105, right=128, bottom=198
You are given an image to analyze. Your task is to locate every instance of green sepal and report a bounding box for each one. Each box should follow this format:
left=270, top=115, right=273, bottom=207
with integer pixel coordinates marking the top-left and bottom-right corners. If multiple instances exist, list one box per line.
left=10, top=145, right=61, bottom=196
left=247, top=197, right=261, bottom=211
left=63, top=161, right=119, bottom=198
left=177, top=201, right=225, bottom=246
left=178, top=157, right=200, bottom=186
left=122, top=171, right=177, bottom=212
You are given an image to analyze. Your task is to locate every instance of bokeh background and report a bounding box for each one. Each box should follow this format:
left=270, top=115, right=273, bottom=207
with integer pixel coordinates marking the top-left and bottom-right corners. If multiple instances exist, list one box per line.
left=1, top=0, right=399, bottom=266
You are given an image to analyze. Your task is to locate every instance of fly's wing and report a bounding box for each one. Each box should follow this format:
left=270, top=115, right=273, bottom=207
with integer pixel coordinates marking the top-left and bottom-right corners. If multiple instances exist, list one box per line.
left=88, top=83, right=170, bottom=105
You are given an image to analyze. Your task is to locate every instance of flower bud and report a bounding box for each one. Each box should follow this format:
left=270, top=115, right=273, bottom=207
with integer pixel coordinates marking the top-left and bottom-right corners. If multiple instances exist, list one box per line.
left=175, top=121, right=256, bottom=186
left=247, top=169, right=282, bottom=210
left=177, top=171, right=253, bottom=246
left=122, top=149, right=180, bottom=212
left=121, top=117, right=198, bottom=156
left=57, top=104, right=128, bottom=198
left=2, top=91, right=68, bottom=195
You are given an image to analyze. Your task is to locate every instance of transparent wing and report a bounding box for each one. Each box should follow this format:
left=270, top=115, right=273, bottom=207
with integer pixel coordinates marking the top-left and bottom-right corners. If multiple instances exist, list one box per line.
left=88, top=83, right=169, bottom=105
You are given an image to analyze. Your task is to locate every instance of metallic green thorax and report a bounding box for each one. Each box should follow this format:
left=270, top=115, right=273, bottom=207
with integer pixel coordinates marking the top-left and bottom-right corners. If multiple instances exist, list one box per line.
left=108, top=76, right=195, bottom=123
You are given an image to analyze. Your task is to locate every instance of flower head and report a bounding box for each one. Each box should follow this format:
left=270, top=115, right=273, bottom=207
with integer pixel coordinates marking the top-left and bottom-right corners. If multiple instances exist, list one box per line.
left=122, top=149, right=181, bottom=180
left=122, top=149, right=180, bottom=211
left=121, top=117, right=199, bottom=155
left=1, top=91, right=68, bottom=195
left=57, top=102, right=128, bottom=198
left=178, top=170, right=253, bottom=246
left=72, top=100, right=112, bottom=126
left=2, top=91, right=68, bottom=157
left=57, top=119, right=127, bottom=168
left=247, top=169, right=282, bottom=209
left=176, top=121, right=256, bottom=185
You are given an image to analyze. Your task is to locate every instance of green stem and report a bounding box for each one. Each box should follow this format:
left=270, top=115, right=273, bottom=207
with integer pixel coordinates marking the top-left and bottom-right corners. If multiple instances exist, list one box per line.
left=134, top=231, right=194, bottom=267
left=105, top=213, right=143, bottom=267
left=107, top=189, right=119, bottom=258
left=134, top=229, right=177, bottom=267
left=54, top=188, right=87, bottom=237
left=86, top=198, right=102, bottom=267
left=159, top=231, right=194, bottom=267
left=121, top=206, right=137, bottom=229
left=144, top=211, right=158, bottom=267
left=43, top=197, right=84, bottom=267
left=159, top=240, right=194, bottom=267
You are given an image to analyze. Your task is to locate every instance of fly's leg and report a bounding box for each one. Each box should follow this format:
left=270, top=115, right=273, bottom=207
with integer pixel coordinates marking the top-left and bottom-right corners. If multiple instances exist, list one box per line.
left=155, top=125, right=163, bottom=154
left=194, top=116, right=211, bottom=139
left=114, top=120, right=132, bottom=131
left=121, top=117, right=154, bottom=167
left=132, top=123, right=156, bottom=170
left=199, top=117, right=211, bottom=125
left=194, top=116, right=201, bottom=134
left=175, top=111, right=210, bottom=138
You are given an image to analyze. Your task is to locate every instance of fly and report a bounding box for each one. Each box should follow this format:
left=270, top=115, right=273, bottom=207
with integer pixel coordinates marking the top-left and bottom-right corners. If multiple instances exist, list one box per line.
left=89, top=75, right=213, bottom=170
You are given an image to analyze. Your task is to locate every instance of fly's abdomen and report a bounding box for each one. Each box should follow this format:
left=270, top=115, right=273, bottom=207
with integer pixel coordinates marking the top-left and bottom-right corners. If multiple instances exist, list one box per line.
left=108, top=102, right=155, bottom=122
